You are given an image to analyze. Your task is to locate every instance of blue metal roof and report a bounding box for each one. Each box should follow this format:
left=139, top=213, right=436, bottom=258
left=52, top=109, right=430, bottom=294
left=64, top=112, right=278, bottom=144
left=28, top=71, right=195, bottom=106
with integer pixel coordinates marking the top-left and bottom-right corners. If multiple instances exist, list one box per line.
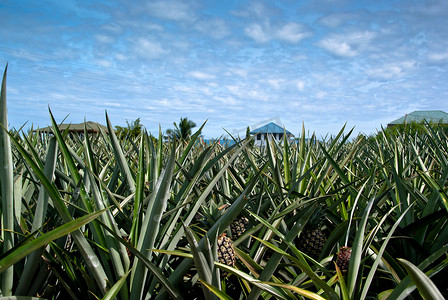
left=249, top=122, right=293, bottom=135
left=389, top=110, right=448, bottom=125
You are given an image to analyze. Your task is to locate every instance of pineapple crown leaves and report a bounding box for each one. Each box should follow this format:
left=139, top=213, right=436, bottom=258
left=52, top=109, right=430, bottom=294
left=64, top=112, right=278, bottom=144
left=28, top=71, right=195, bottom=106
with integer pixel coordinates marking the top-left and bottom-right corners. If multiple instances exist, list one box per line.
left=300, top=205, right=327, bottom=230
left=198, top=201, right=250, bottom=241
left=198, top=201, right=229, bottom=229
left=312, top=205, right=327, bottom=221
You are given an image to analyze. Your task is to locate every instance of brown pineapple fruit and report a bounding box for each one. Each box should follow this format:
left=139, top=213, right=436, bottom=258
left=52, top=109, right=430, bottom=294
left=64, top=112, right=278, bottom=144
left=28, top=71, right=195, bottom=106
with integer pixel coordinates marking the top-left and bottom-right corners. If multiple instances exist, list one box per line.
left=336, top=246, right=352, bottom=274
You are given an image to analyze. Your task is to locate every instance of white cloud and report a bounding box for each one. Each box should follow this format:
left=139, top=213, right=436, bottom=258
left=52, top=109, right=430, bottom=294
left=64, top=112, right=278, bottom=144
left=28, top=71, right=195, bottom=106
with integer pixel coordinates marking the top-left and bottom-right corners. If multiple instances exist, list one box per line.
left=155, top=99, right=170, bottom=107
left=145, top=1, right=196, bottom=22
left=318, top=12, right=359, bottom=28
left=195, top=18, right=231, bottom=39
left=173, top=84, right=213, bottom=97
left=320, top=40, right=356, bottom=57
left=146, top=98, right=202, bottom=112
left=102, top=23, right=123, bottom=34
left=132, top=38, right=167, bottom=58
left=275, top=23, right=311, bottom=43
left=245, top=22, right=310, bottom=43
left=104, top=102, right=124, bottom=108
left=407, top=0, right=448, bottom=17
left=115, top=53, right=127, bottom=61
left=94, top=59, right=113, bottom=68
left=226, top=85, right=242, bottom=96
left=318, top=31, right=376, bottom=57
left=227, top=68, right=248, bottom=79
left=267, top=79, right=284, bottom=89
left=365, top=61, right=416, bottom=80
left=189, top=71, right=216, bottom=80
left=225, top=85, right=268, bottom=101
left=245, top=23, right=269, bottom=43
left=356, top=81, right=386, bottom=93
left=95, top=34, right=114, bottom=44
left=316, top=91, right=328, bottom=99
left=297, top=80, right=305, bottom=91
left=214, top=95, right=239, bottom=106
left=428, top=51, right=448, bottom=63
left=116, top=18, right=164, bottom=32
left=233, top=1, right=275, bottom=19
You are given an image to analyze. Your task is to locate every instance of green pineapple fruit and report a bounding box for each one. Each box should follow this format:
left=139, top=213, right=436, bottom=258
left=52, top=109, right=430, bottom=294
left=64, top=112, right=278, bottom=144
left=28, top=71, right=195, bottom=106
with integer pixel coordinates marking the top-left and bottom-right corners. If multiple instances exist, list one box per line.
left=298, top=228, right=327, bottom=259
left=297, top=209, right=327, bottom=260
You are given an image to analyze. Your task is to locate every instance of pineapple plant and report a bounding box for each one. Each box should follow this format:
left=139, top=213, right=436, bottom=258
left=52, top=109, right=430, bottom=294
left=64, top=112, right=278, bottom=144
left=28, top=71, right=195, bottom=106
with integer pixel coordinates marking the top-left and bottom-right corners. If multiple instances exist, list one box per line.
left=297, top=209, right=327, bottom=260
left=197, top=201, right=239, bottom=269
left=336, top=246, right=352, bottom=274
left=196, top=200, right=252, bottom=275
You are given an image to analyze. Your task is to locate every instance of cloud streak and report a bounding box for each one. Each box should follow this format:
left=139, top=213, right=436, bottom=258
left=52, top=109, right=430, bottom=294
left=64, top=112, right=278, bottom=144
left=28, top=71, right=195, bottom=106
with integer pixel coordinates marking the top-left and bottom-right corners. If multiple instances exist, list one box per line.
left=245, top=22, right=311, bottom=44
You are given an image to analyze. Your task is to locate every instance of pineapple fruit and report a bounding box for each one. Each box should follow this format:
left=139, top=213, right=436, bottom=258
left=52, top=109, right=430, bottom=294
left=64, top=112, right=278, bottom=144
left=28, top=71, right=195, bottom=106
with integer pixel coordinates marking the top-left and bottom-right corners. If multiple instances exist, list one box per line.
left=297, top=209, right=327, bottom=260
left=336, top=246, right=352, bottom=274
left=217, top=233, right=236, bottom=267
left=297, top=228, right=327, bottom=260
left=230, top=216, right=249, bottom=239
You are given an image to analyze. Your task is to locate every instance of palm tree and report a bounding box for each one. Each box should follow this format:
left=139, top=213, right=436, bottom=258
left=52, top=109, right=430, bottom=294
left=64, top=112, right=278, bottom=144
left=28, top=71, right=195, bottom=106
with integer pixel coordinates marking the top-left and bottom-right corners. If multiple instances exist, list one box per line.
left=165, top=117, right=196, bottom=141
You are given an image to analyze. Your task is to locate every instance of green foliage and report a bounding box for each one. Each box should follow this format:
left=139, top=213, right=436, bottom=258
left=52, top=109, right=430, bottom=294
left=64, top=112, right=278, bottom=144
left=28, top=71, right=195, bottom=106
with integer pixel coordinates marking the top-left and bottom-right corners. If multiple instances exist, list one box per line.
left=370, top=121, right=448, bottom=141
left=115, top=118, right=143, bottom=140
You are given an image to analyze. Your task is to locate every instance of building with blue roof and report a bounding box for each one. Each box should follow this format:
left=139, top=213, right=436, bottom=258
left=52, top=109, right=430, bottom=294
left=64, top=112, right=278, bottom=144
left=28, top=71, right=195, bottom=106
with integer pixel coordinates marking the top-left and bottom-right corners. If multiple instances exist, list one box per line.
left=387, top=110, right=448, bottom=127
left=249, top=122, right=294, bottom=146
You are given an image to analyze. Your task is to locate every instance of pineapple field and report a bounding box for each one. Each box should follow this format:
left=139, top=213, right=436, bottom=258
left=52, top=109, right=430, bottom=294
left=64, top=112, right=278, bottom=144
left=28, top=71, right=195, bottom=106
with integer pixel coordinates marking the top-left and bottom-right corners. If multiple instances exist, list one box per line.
left=1, top=68, right=448, bottom=300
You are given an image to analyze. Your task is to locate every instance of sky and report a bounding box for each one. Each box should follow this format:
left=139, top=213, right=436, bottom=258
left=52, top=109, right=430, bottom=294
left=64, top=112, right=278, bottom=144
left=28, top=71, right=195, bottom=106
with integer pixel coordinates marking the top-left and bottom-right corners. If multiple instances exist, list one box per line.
left=1, top=0, right=448, bottom=139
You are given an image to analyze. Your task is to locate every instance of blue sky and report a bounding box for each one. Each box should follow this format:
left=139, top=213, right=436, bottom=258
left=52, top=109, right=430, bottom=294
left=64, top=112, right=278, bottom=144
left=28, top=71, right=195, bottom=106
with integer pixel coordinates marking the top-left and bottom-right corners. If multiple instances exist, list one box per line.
left=1, top=0, right=447, bottom=138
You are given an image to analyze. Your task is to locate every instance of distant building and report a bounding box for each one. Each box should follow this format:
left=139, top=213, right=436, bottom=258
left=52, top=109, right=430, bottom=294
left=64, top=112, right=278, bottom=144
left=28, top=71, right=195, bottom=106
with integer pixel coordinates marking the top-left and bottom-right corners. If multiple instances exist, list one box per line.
left=249, top=122, right=294, bottom=146
left=387, top=110, right=448, bottom=127
left=36, top=121, right=109, bottom=138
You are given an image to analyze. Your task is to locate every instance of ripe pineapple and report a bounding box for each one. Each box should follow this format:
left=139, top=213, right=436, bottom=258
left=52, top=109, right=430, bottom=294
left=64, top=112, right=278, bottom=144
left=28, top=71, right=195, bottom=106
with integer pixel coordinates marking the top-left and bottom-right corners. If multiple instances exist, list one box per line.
left=336, top=246, right=352, bottom=274
left=230, top=216, right=249, bottom=239
left=297, top=209, right=327, bottom=260
left=217, top=233, right=236, bottom=267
